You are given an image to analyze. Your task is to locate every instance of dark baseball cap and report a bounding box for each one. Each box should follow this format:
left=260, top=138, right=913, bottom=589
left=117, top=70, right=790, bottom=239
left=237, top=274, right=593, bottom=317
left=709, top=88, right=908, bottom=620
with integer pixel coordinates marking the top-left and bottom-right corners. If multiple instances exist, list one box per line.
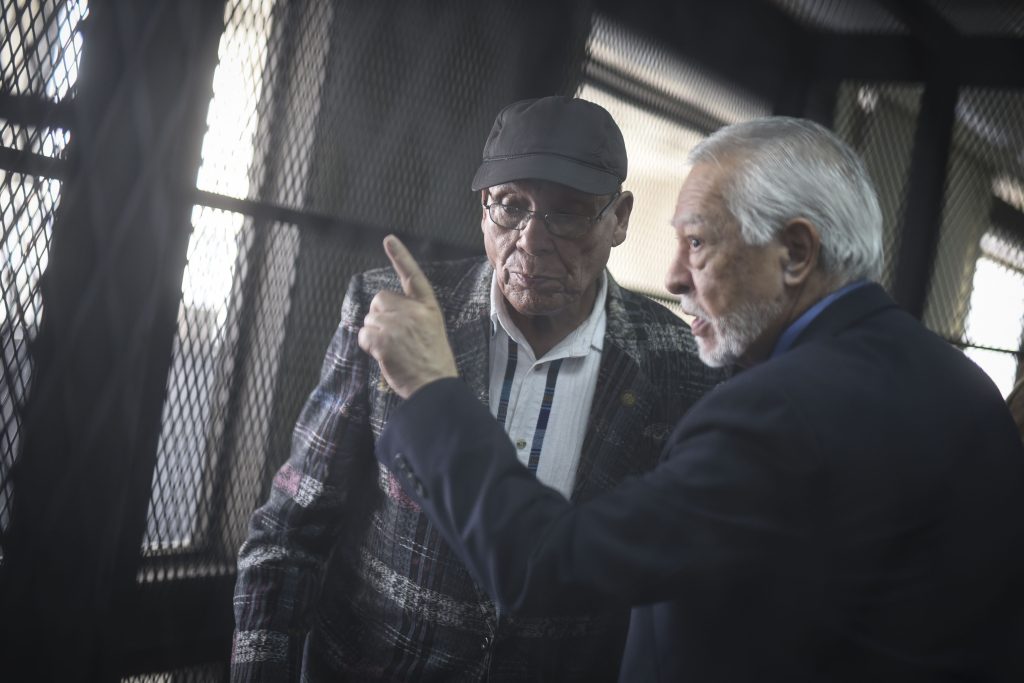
left=471, top=96, right=627, bottom=195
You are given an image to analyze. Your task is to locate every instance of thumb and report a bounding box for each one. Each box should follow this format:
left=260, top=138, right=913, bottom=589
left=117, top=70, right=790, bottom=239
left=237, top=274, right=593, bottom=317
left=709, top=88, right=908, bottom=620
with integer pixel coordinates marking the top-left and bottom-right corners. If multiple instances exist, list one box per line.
left=384, top=235, right=436, bottom=304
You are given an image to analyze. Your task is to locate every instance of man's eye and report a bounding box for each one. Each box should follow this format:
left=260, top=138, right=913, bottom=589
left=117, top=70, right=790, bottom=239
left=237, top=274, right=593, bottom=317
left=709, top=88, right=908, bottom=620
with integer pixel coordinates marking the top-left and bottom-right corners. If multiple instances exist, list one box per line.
left=546, top=213, right=575, bottom=227
left=688, top=237, right=702, bottom=249
left=498, top=204, right=525, bottom=217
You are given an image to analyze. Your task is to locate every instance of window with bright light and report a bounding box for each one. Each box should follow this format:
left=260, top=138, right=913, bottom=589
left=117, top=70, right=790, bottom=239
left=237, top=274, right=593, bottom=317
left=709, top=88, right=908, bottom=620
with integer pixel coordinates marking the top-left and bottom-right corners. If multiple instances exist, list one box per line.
left=963, top=228, right=1024, bottom=398
left=577, top=14, right=769, bottom=311
left=142, top=0, right=277, bottom=555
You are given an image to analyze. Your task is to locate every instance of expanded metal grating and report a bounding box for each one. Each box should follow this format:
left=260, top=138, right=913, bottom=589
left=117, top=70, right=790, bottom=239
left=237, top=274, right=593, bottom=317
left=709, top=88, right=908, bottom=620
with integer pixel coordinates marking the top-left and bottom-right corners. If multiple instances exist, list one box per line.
left=0, top=169, right=60, bottom=554
left=1, top=120, right=70, bottom=158
left=580, top=14, right=770, bottom=310
left=927, top=0, right=1024, bottom=37
left=0, top=0, right=87, bottom=560
left=139, top=0, right=593, bottom=583
left=833, top=82, right=923, bottom=293
left=297, top=1, right=585, bottom=251
left=767, top=0, right=907, bottom=34
left=1, top=0, right=87, bottom=99
left=923, top=88, right=1024, bottom=396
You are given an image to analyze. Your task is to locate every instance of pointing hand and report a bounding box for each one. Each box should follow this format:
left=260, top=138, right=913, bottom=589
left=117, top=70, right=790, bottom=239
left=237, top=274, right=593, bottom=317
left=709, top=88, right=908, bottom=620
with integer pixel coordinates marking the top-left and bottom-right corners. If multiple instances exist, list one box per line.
left=357, top=235, right=458, bottom=398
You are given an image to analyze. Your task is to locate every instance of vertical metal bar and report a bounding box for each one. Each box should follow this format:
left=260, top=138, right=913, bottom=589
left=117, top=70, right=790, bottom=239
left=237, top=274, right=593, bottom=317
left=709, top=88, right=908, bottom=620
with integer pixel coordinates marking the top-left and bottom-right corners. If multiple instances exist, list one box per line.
left=0, top=1, right=227, bottom=680
left=891, top=77, right=958, bottom=317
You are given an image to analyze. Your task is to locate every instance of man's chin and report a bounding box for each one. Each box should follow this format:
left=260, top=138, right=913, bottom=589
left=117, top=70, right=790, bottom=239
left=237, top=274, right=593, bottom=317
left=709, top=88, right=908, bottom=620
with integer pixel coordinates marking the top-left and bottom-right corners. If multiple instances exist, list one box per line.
left=506, top=295, right=569, bottom=319
left=696, top=337, right=734, bottom=368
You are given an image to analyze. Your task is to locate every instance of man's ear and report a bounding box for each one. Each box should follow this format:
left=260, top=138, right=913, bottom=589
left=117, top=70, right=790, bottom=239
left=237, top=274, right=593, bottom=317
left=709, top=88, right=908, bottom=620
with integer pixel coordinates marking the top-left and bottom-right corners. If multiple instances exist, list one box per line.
left=779, top=218, right=821, bottom=286
left=611, top=191, right=633, bottom=247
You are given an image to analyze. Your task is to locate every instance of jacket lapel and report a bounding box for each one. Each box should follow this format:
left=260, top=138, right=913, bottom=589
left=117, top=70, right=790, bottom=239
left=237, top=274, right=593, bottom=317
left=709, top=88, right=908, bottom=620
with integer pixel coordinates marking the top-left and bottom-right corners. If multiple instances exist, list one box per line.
left=444, top=260, right=493, bottom=408
left=571, top=275, right=658, bottom=504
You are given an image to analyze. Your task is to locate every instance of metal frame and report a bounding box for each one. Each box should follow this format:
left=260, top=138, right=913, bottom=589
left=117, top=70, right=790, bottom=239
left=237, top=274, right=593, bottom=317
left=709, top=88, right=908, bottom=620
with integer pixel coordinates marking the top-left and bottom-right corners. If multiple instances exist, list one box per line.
left=1, top=2, right=228, bottom=680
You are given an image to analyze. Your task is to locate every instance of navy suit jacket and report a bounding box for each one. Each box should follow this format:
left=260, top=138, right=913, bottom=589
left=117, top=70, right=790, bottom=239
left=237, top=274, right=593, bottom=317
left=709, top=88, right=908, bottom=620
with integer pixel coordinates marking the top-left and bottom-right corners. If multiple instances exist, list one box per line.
left=377, top=283, right=1024, bottom=682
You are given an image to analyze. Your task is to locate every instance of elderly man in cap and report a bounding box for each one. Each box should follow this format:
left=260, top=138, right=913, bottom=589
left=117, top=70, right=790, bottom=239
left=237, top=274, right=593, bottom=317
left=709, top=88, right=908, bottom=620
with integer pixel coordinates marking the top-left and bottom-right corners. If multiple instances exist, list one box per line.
left=361, top=116, right=1024, bottom=682
left=231, top=96, right=720, bottom=681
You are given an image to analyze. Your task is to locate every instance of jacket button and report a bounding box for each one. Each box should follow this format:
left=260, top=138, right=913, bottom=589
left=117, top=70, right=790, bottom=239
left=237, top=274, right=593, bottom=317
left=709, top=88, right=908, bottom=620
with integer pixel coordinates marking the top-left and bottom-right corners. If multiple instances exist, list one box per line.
left=480, top=635, right=492, bottom=651
left=394, top=453, right=407, bottom=471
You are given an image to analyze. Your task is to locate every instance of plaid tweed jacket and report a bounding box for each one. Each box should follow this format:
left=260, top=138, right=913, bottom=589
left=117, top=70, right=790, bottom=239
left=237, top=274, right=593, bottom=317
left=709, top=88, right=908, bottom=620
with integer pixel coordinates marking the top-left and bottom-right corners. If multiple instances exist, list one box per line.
left=232, top=257, right=723, bottom=682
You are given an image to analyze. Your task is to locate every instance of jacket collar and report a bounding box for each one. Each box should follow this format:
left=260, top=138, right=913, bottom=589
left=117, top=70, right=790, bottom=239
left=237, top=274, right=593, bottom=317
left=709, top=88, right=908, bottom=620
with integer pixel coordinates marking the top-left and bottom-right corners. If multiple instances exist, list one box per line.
left=787, top=281, right=899, bottom=351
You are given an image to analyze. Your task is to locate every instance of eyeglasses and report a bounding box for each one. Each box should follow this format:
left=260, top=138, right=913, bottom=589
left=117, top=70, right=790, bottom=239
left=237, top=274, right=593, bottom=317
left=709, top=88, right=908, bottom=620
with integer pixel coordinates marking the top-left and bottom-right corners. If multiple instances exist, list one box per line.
left=482, top=191, right=620, bottom=240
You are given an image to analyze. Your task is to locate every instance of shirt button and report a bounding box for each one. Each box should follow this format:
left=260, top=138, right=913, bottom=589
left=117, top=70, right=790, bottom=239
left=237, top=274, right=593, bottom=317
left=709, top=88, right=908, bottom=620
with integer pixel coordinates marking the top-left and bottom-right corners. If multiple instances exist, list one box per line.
left=515, top=439, right=527, bottom=450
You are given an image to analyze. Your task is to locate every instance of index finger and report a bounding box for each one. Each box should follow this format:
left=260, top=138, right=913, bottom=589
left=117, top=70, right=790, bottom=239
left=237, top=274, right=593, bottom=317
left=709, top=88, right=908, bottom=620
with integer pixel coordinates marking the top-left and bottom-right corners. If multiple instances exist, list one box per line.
left=384, top=235, right=436, bottom=303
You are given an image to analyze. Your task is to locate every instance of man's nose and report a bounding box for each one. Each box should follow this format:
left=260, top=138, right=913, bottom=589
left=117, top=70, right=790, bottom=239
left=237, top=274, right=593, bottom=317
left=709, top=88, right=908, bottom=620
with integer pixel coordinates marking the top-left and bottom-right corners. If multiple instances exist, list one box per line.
left=664, top=253, right=691, bottom=296
left=515, top=213, right=554, bottom=253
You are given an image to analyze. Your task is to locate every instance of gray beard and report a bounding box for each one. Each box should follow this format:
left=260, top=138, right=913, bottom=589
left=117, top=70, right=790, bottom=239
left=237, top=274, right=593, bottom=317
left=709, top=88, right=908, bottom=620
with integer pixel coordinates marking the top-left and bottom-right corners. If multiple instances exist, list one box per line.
left=692, top=296, right=786, bottom=368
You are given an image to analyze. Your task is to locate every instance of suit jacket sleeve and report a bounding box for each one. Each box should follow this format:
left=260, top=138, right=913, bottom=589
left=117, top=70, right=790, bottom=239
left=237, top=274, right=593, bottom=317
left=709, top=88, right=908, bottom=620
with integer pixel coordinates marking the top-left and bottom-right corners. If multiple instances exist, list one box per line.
left=231, top=273, right=377, bottom=682
left=377, top=376, right=820, bottom=614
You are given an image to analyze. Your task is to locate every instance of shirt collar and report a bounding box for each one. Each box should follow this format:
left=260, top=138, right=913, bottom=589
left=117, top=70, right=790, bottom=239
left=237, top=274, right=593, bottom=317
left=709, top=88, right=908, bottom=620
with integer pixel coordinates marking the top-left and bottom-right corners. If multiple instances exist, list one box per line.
left=489, top=270, right=607, bottom=362
left=769, top=279, right=870, bottom=359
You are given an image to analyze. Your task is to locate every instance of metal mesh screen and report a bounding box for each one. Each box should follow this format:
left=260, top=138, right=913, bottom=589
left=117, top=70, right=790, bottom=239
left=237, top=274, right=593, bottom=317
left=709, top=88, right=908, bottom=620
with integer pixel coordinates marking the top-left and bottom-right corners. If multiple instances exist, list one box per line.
left=300, top=2, right=588, bottom=249
left=0, top=0, right=87, bottom=559
left=1, top=0, right=87, bottom=98
left=766, top=0, right=906, bottom=33
left=138, top=0, right=591, bottom=584
left=926, top=0, right=1024, bottom=36
left=1, top=120, right=69, bottom=157
left=833, top=82, right=923, bottom=292
left=139, top=0, right=280, bottom=576
left=922, top=88, right=1024, bottom=396
left=579, top=14, right=770, bottom=311
left=0, top=169, right=59, bottom=551
left=141, top=208, right=271, bottom=575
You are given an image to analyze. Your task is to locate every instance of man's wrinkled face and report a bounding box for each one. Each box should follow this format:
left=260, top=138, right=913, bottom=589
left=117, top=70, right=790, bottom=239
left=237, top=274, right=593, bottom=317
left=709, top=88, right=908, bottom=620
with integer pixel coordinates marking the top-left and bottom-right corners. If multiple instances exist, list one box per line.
left=481, top=179, right=627, bottom=324
left=665, top=162, right=788, bottom=368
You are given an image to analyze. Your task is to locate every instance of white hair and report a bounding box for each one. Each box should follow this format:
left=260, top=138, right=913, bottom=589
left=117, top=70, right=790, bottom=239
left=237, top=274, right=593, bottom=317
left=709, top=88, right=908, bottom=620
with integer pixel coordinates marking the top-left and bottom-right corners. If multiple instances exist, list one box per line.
left=688, top=117, right=883, bottom=283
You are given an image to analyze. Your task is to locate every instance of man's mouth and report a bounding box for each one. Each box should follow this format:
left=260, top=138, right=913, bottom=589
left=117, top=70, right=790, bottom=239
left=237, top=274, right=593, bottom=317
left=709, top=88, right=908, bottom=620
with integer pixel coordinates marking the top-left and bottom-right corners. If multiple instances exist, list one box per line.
left=689, top=316, right=710, bottom=337
left=507, top=270, right=556, bottom=286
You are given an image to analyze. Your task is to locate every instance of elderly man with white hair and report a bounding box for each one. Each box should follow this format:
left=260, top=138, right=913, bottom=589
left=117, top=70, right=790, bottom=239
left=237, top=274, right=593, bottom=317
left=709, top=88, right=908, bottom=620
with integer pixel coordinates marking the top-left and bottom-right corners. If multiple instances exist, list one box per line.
left=359, top=117, right=1024, bottom=682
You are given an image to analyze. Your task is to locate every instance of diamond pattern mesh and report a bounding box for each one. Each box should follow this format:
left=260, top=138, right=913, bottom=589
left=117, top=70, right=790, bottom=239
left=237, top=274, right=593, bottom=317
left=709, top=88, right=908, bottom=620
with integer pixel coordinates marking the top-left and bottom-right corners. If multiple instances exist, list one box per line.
left=767, top=0, right=906, bottom=34
left=138, top=0, right=591, bottom=585
left=579, top=14, right=770, bottom=311
left=922, top=88, right=1024, bottom=396
left=926, top=0, right=1024, bottom=36
left=195, top=0, right=278, bottom=202
left=299, top=1, right=588, bottom=250
left=141, top=207, right=264, bottom=573
left=1, top=0, right=86, bottom=561
left=1, top=0, right=87, bottom=99
left=1, top=120, right=70, bottom=157
left=0, top=169, right=60, bottom=555
left=833, top=82, right=923, bottom=292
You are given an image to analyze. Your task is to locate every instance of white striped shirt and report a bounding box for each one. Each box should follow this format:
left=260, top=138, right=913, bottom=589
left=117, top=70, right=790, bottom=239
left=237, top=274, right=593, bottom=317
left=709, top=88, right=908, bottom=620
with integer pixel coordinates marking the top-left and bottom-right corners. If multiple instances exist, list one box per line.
left=488, top=272, right=607, bottom=499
